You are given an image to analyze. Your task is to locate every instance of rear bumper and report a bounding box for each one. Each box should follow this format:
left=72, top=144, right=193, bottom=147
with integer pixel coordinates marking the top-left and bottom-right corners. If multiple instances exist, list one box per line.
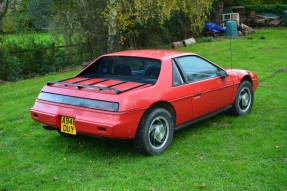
left=31, top=100, right=145, bottom=139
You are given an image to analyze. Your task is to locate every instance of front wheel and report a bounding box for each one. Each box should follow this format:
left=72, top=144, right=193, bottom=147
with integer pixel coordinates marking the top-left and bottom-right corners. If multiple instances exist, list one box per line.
left=133, top=107, right=174, bottom=155
left=230, top=81, right=254, bottom=116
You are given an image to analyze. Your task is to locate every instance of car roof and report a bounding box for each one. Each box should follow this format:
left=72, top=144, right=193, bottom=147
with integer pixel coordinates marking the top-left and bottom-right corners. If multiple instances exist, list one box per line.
left=104, top=49, right=195, bottom=60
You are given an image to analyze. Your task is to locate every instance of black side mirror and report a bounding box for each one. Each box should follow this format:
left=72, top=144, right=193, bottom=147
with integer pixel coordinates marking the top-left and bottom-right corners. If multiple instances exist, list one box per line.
left=219, top=70, right=228, bottom=79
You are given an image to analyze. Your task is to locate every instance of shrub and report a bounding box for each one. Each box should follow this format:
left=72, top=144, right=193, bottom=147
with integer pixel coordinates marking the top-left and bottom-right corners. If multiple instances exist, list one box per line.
left=0, top=37, right=90, bottom=81
left=245, top=4, right=287, bottom=16
left=2, top=17, right=14, bottom=33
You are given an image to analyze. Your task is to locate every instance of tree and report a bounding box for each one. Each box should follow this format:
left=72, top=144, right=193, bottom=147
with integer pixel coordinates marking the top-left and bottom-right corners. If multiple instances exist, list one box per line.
left=28, top=0, right=51, bottom=30
left=107, top=0, right=118, bottom=52
left=0, top=0, right=9, bottom=22
left=211, top=0, right=236, bottom=25
left=106, top=0, right=213, bottom=36
left=1, top=0, right=36, bottom=33
left=45, top=0, right=213, bottom=51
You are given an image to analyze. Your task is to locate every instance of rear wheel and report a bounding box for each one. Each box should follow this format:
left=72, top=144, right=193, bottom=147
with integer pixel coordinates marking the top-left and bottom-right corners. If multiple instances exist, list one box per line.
left=133, top=107, right=174, bottom=155
left=230, top=81, right=254, bottom=116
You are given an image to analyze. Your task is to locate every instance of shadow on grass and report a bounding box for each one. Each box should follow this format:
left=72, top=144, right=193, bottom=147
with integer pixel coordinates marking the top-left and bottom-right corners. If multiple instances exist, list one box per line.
left=174, top=112, right=232, bottom=134
left=38, top=113, right=233, bottom=159
left=44, top=132, right=139, bottom=158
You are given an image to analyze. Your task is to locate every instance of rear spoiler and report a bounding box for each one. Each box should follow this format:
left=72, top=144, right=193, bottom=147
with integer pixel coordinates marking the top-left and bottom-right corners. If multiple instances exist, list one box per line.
left=47, top=80, right=148, bottom=94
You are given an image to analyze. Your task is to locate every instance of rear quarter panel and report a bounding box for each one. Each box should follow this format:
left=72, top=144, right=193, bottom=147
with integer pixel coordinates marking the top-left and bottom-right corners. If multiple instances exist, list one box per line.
left=118, top=57, right=195, bottom=127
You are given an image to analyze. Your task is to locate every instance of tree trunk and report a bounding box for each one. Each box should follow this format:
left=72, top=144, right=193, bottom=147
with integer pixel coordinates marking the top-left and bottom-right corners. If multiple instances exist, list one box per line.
left=214, top=1, right=224, bottom=25
left=0, top=0, right=9, bottom=21
left=107, top=0, right=117, bottom=53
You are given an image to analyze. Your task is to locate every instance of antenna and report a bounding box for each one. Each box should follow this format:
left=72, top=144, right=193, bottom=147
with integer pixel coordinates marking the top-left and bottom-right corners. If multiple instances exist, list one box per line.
left=228, top=20, right=237, bottom=71
left=230, top=36, right=233, bottom=70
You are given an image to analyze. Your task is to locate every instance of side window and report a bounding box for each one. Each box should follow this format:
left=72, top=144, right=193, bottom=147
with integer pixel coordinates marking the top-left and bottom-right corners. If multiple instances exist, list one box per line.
left=172, top=60, right=184, bottom=86
left=177, top=56, right=219, bottom=83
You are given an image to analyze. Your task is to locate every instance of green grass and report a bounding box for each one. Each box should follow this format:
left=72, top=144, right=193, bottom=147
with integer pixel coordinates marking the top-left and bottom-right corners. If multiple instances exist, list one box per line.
left=0, top=33, right=63, bottom=47
left=0, top=28, right=287, bottom=190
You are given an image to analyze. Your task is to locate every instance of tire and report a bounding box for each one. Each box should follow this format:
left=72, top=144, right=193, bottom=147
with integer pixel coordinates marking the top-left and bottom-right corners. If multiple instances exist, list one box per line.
left=133, top=107, right=174, bottom=155
left=230, top=81, right=254, bottom=116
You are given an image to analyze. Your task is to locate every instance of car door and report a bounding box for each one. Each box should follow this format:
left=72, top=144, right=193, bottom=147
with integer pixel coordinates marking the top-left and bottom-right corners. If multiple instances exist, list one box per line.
left=175, top=55, right=234, bottom=120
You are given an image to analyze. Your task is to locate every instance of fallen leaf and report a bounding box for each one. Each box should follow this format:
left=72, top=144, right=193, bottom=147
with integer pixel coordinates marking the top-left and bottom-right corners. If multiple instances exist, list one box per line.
left=79, top=172, right=84, bottom=176
left=53, top=176, right=58, bottom=181
left=201, top=182, right=206, bottom=187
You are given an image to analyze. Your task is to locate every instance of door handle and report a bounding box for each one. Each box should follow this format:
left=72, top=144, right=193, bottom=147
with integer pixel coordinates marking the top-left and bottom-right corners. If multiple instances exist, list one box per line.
left=193, top=92, right=202, bottom=97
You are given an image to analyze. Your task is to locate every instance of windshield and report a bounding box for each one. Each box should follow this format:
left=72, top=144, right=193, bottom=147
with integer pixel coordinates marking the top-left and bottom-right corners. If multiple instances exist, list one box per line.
left=78, top=56, right=162, bottom=84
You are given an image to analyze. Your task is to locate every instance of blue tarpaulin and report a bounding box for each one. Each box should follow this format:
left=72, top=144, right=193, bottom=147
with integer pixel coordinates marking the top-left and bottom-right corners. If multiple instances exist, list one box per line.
left=204, top=22, right=226, bottom=33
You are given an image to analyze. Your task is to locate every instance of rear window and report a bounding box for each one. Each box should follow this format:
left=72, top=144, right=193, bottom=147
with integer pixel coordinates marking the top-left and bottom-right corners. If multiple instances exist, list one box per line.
left=79, top=56, right=162, bottom=83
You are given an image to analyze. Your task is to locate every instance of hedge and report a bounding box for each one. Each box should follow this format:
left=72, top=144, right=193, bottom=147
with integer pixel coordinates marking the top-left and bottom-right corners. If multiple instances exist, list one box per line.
left=245, top=4, right=287, bottom=16
left=0, top=38, right=91, bottom=81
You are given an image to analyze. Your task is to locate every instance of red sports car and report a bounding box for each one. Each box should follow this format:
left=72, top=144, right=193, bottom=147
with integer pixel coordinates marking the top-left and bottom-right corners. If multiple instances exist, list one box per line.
left=31, top=50, right=259, bottom=155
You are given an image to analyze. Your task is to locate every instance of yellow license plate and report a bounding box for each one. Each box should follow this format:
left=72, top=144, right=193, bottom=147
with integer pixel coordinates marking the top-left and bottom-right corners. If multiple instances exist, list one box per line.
left=61, top=116, right=76, bottom=135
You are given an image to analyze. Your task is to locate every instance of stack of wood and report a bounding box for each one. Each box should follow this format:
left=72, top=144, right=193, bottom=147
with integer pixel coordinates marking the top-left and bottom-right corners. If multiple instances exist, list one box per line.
left=247, top=10, right=281, bottom=27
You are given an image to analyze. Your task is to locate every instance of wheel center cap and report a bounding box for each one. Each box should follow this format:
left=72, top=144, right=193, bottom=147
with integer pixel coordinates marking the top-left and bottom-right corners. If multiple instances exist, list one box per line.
left=242, top=93, right=250, bottom=106
left=155, top=125, right=166, bottom=142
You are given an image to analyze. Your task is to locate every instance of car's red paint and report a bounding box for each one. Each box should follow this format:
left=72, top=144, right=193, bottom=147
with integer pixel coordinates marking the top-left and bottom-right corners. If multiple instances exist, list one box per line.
left=31, top=50, right=259, bottom=140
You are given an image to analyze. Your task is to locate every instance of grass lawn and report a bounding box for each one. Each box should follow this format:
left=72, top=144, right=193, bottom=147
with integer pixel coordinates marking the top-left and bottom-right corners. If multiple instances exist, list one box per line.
left=0, top=28, right=286, bottom=190
left=0, top=33, right=63, bottom=47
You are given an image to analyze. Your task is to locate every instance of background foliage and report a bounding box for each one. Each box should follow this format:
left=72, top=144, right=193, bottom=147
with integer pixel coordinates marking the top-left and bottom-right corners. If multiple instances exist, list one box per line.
left=234, top=0, right=287, bottom=5
left=0, top=33, right=136, bottom=81
left=1, top=0, right=287, bottom=82
left=0, top=36, right=76, bottom=81
left=0, top=0, right=214, bottom=81
left=245, top=4, right=287, bottom=15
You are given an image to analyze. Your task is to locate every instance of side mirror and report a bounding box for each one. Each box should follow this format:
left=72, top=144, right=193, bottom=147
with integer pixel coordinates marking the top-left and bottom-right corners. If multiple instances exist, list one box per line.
left=219, top=70, right=228, bottom=79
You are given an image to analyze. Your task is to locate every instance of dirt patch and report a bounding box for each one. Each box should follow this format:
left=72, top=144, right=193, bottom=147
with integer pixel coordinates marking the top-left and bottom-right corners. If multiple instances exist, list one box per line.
left=277, top=67, right=287, bottom=73
left=261, top=67, right=287, bottom=82
left=0, top=80, right=5, bottom=85
left=259, top=47, right=287, bottom=51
